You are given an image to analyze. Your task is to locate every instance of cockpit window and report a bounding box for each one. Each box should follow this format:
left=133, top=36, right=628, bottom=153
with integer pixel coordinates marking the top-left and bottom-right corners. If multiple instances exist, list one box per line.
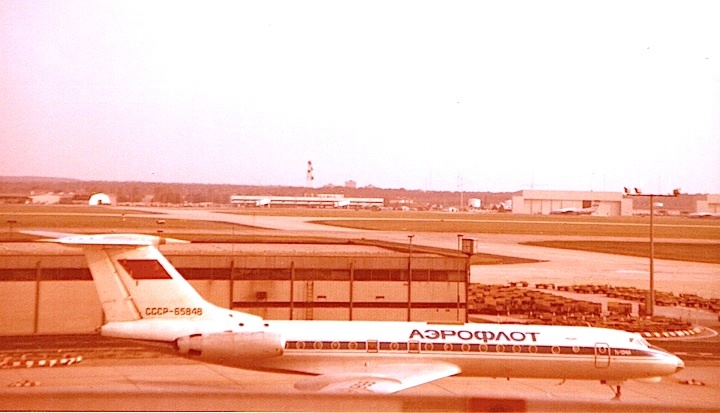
left=634, top=335, right=670, bottom=353
left=631, top=334, right=650, bottom=348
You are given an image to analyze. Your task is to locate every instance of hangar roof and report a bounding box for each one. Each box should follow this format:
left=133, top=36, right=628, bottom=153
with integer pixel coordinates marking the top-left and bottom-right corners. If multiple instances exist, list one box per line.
left=520, top=190, right=623, bottom=201
left=0, top=241, right=447, bottom=259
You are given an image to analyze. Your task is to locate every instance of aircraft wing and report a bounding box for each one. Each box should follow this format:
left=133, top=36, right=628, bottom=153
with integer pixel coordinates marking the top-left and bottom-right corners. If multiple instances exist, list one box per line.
left=293, top=361, right=461, bottom=394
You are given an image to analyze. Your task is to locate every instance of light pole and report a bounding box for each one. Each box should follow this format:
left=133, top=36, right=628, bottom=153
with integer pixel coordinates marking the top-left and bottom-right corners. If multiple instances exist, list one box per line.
left=407, top=234, right=414, bottom=322
left=624, top=187, right=680, bottom=316
left=457, top=234, right=463, bottom=322
left=7, top=220, right=17, bottom=240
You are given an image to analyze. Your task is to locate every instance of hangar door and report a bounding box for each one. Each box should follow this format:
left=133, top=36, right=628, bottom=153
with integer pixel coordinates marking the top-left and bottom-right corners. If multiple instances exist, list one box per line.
left=595, top=201, right=620, bottom=216
left=527, top=199, right=545, bottom=214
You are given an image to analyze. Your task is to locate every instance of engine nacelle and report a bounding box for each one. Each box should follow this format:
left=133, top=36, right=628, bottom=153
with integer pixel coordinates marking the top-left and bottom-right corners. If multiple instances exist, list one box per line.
left=175, top=331, right=284, bottom=367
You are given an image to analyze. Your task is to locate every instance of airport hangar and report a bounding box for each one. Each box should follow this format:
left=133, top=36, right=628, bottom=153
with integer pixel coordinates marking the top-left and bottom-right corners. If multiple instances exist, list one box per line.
left=512, top=190, right=720, bottom=216
left=512, top=190, right=633, bottom=216
left=0, top=238, right=471, bottom=336
left=695, top=194, right=720, bottom=214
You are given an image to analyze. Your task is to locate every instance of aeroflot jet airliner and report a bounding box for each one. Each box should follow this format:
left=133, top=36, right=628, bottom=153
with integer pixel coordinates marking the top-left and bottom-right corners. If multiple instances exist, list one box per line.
left=27, top=232, right=684, bottom=398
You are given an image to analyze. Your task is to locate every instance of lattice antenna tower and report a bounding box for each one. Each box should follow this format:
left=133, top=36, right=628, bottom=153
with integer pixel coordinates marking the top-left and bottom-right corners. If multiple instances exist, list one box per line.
left=306, top=160, right=314, bottom=189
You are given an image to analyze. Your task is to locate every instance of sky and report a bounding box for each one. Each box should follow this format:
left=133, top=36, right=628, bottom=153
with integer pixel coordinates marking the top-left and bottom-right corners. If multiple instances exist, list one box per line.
left=1, top=1, right=719, bottom=193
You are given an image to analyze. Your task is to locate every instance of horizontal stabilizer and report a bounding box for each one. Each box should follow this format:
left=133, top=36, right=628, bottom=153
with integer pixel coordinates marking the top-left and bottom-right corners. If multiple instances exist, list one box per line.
left=23, top=231, right=189, bottom=246
left=22, top=230, right=82, bottom=240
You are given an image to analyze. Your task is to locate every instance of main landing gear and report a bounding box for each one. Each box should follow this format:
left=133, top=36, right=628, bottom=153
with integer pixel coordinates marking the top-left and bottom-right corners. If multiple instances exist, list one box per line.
left=601, top=380, right=624, bottom=400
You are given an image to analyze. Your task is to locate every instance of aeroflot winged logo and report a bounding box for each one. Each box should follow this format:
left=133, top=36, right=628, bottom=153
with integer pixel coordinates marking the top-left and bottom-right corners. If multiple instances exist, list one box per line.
left=409, top=328, right=540, bottom=343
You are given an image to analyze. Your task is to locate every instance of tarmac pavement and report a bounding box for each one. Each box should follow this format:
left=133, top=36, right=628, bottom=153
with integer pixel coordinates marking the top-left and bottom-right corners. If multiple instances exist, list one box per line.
left=1, top=357, right=718, bottom=412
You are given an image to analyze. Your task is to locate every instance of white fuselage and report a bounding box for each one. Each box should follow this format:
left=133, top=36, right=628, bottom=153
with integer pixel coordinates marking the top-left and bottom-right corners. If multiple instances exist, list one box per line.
left=102, top=318, right=684, bottom=383
left=262, top=321, right=681, bottom=381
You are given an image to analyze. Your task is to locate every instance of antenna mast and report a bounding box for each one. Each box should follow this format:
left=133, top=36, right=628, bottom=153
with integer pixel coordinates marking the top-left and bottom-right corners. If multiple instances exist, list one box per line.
left=306, top=161, right=314, bottom=189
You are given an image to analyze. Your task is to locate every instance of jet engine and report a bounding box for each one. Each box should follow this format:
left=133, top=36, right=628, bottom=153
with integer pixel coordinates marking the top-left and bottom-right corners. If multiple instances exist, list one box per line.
left=174, top=331, right=284, bottom=367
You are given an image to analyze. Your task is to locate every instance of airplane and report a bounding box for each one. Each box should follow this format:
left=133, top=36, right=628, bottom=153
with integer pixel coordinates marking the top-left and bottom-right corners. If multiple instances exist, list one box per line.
left=549, top=205, right=598, bottom=215
left=688, top=212, right=720, bottom=219
left=25, top=231, right=684, bottom=399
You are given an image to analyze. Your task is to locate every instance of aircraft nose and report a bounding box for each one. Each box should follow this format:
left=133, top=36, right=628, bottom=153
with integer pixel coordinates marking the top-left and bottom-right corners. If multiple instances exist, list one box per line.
left=675, top=356, right=685, bottom=373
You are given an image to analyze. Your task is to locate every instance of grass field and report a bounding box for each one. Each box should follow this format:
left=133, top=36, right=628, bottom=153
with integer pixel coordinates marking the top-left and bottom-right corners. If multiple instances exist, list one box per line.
left=1, top=205, right=718, bottom=263
left=310, top=217, right=720, bottom=239
left=0, top=205, right=247, bottom=241
left=0, top=205, right=148, bottom=214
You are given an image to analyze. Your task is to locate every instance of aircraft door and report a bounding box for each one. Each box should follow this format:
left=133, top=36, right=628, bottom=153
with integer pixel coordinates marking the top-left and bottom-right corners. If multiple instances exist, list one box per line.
left=595, top=343, right=610, bottom=368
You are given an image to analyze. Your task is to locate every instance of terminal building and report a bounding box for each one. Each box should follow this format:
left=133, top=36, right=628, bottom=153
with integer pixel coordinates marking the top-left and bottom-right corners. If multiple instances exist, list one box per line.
left=0, top=238, right=469, bottom=336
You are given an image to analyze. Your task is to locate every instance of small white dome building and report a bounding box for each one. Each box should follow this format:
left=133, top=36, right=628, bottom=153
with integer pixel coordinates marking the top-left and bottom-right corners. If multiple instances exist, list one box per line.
left=89, top=193, right=112, bottom=206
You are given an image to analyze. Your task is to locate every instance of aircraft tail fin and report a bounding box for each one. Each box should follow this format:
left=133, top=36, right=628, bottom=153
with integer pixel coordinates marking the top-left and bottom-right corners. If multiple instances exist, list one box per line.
left=26, top=232, right=261, bottom=325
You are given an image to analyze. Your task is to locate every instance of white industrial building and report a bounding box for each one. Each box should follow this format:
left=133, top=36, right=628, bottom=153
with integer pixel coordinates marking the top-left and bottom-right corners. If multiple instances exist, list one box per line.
left=230, top=194, right=384, bottom=209
left=30, top=194, right=61, bottom=205
left=696, top=194, right=720, bottom=214
left=512, top=190, right=632, bottom=216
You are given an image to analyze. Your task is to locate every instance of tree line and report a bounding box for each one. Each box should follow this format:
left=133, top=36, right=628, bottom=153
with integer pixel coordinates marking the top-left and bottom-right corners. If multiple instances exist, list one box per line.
left=0, top=176, right=518, bottom=209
